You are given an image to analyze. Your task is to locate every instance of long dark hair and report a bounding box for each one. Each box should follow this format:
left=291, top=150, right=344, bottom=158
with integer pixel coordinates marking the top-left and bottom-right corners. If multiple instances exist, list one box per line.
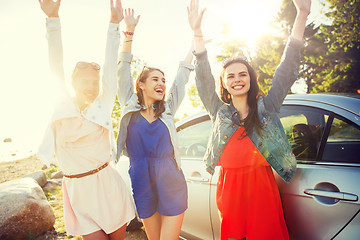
left=220, top=59, right=263, bottom=136
left=135, top=67, right=166, bottom=118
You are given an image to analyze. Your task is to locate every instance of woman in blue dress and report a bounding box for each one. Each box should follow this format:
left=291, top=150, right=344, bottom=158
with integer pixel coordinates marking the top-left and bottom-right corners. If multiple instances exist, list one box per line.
left=115, top=9, right=194, bottom=240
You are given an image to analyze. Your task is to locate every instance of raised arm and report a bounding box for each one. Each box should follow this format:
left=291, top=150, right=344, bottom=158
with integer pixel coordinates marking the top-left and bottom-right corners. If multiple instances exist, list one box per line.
left=188, top=0, right=222, bottom=118
left=100, top=0, right=123, bottom=108
left=166, top=44, right=195, bottom=114
left=39, top=0, right=65, bottom=87
left=264, top=0, right=311, bottom=113
left=117, top=9, right=140, bottom=106
left=187, top=0, right=206, bottom=53
left=291, top=0, right=311, bottom=41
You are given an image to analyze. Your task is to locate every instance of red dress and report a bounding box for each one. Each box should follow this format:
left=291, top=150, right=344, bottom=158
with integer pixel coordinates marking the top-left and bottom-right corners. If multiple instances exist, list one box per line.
left=216, top=127, right=289, bottom=240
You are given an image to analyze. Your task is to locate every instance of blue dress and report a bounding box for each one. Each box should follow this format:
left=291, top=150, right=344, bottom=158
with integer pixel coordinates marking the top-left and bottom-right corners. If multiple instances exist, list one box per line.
left=126, top=111, right=188, bottom=219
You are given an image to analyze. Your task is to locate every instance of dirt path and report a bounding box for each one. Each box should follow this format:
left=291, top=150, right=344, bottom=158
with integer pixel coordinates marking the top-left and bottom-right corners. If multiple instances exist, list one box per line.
left=0, top=156, right=147, bottom=240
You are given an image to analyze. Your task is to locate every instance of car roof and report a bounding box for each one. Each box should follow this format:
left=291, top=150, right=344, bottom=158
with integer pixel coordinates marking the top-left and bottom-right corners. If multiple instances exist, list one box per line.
left=284, top=93, right=360, bottom=117
left=176, top=110, right=208, bottom=128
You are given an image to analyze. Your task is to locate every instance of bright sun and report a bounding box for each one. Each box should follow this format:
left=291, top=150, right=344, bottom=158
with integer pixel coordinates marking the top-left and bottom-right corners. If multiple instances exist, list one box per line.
left=219, top=0, right=282, bottom=55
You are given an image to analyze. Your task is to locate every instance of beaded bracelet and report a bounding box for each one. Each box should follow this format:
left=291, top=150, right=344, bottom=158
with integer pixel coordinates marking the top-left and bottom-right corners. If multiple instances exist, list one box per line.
left=123, top=31, right=134, bottom=37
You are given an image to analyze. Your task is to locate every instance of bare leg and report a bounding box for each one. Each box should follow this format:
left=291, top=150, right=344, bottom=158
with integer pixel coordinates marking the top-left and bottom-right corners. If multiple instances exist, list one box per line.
left=142, top=211, right=162, bottom=240
left=82, top=230, right=109, bottom=240
left=109, top=223, right=127, bottom=240
left=160, top=212, right=185, bottom=240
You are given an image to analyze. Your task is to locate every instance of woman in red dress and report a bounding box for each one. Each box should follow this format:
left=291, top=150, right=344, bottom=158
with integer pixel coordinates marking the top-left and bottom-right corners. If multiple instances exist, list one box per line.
left=187, top=0, right=311, bottom=239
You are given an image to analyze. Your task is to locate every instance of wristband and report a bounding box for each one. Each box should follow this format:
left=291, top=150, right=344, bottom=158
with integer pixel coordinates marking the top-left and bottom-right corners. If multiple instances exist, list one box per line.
left=123, top=31, right=134, bottom=37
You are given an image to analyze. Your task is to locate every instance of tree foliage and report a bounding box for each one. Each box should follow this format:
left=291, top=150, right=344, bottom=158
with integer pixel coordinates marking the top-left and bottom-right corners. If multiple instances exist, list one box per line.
left=216, top=0, right=360, bottom=94
left=187, top=83, right=205, bottom=110
left=305, top=0, right=360, bottom=93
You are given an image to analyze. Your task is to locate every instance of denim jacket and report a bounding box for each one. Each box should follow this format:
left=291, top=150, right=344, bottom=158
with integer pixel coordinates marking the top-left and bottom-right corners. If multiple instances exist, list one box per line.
left=116, top=52, right=194, bottom=170
left=194, top=37, right=303, bottom=183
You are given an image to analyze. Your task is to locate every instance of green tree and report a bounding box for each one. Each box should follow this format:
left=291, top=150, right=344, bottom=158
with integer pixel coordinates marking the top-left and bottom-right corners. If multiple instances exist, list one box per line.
left=306, top=0, right=360, bottom=93
left=187, top=83, right=204, bottom=110
left=253, top=34, right=286, bottom=94
left=217, top=0, right=321, bottom=94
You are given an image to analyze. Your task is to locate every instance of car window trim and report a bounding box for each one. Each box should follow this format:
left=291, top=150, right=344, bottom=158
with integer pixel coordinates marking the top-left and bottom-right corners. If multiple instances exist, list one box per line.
left=181, top=156, right=204, bottom=161
left=317, top=112, right=335, bottom=162
left=284, top=99, right=360, bottom=118
left=176, top=115, right=210, bottom=132
left=296, top=161, right=360, bottom=167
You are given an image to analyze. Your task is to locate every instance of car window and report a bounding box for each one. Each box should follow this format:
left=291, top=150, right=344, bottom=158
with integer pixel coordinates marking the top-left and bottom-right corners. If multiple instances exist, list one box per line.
left=280, top=106, right=328, bottom=161
left=177, top=119, right=211, bottom=158
left=322, top=115, right=360, bottom=163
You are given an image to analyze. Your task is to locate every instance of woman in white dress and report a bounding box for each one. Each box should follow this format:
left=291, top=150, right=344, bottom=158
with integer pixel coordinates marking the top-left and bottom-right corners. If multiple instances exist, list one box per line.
left=37, top=0, right=135, bottom=239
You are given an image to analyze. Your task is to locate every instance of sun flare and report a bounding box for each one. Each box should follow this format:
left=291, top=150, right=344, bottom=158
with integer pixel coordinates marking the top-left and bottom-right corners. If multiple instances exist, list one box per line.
left=219, top=0, right=282, bottom=54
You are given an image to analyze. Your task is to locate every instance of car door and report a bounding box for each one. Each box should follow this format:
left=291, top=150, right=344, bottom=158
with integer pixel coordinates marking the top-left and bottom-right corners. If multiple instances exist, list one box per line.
left=177, top=117, right=220, bottom=240
left=276, top=105, right=360, bottom=240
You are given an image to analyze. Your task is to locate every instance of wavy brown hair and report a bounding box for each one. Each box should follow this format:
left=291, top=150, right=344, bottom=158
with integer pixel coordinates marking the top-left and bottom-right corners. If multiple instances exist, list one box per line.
left=135, top=67, right=166, bottom=118
left=220, top=59, right=263, bottom=137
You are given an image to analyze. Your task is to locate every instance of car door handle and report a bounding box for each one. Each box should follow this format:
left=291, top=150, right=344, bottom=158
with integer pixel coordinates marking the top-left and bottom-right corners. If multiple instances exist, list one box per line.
left=304, top=189, right=358, bottom=201
left=187, top=176, right=209, bottom=183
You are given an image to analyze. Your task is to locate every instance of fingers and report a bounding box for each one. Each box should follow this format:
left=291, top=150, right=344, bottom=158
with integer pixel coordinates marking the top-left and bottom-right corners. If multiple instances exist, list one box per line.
left=190, top=0, right=195, bottom=11
left=136, top=15, right=140, bottom=23
left=124, top=8, right=136, bottom=17
left=116, top=0, right=122, bottom=8
left=199, top=8, right=206, bottom=21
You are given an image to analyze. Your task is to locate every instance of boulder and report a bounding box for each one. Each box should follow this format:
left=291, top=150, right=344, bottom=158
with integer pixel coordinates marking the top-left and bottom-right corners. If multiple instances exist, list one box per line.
left=50, top=170, right=63, bottom=179
left=0, top=178, right=55, bottom=240
left=43, top=180, right=61, bottom=192
left=22, top=170, right=47, bottom=188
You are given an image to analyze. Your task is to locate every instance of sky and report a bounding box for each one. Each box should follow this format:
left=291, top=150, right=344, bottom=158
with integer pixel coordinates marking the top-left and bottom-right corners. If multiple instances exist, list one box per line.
left=0, top=0, right=322, bottom=155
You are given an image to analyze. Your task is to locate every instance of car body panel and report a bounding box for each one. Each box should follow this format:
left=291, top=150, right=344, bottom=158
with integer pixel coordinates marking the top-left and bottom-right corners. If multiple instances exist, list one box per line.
left=275, top=164, right=360, bottom=239
left=180, top=156, right=213, bottom=240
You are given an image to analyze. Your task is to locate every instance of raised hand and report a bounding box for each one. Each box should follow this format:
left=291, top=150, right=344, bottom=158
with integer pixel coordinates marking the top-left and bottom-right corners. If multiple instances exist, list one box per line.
left=38, top=0, right=61, bottom=17
left=124, top=8, right=140, bottom=31
left=187, top=0, right=206, bottom=33
left=110, top=0, right=124, bottom=24
left=293, top=0, right=311, bottom=15
left=291, top=0, right=311, bottom=40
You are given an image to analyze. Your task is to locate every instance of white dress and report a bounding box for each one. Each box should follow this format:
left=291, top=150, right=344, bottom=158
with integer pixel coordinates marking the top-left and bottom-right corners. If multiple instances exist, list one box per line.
left=54, top=116, right=134, bottom=235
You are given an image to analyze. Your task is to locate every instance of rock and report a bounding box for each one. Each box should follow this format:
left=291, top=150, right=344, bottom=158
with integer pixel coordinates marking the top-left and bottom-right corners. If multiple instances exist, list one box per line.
left=50, top=170, right=63, bottom=179
left=52, top=178, right=63, bottom=186
left=3, top=138, right=12, bottom=143
left=22, top=170, right=47, bottom=188
left=43, top=180, right=61, bottom=192
left=0, top=178, right=55, bottom=240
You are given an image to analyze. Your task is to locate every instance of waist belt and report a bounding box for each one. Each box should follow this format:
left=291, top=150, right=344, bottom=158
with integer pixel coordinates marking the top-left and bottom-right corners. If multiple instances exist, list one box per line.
left=64, top=161, right=110, bottom=179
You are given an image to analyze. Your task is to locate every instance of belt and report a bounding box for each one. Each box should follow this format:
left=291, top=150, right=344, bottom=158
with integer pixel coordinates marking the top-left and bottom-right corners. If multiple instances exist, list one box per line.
left=64, top=161, right=110, bottom=179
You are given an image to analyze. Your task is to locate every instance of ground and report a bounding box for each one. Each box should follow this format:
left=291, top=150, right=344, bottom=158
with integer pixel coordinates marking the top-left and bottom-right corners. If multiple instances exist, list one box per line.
left=0, top=156, right=147, bottom=240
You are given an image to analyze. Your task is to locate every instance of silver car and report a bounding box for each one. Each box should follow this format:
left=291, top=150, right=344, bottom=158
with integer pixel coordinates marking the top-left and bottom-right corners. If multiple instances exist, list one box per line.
left=177, top=94, right=360, bottom=240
